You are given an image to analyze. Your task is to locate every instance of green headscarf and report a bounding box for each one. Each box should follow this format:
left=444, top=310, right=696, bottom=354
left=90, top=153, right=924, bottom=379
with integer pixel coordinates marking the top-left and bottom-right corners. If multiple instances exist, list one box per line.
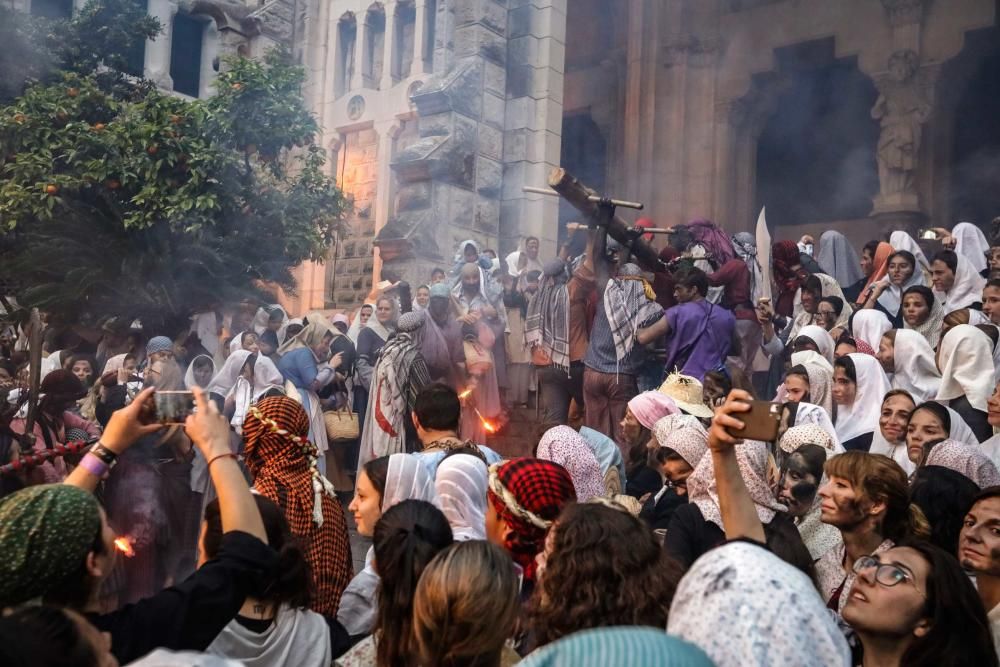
left=0, top=484, right=102, bottom=607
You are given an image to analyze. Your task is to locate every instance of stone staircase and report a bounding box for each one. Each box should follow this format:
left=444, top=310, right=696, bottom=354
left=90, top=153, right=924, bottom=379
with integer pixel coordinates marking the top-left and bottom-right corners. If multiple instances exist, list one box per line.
left=486, top=405, right=543, bottom=459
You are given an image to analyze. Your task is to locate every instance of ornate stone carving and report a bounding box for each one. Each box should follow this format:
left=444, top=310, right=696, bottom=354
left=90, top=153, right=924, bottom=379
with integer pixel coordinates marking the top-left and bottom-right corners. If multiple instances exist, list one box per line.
left=347, top=95, right=366, bottom=120
left=871, top=50, right=932, bottom=208
left=880, top=0, right=928, bottom=28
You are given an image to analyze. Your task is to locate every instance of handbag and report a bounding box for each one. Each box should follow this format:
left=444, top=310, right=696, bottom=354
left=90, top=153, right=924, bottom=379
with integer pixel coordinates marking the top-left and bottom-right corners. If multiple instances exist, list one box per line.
left=464, top=340, right=494, bottom=375
left=324, top=407, right=360, bottom=442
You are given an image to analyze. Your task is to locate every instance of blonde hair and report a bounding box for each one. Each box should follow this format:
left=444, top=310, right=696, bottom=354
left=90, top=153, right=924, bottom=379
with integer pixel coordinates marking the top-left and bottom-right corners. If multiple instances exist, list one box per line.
left=412, top=541, right=519, bottom=667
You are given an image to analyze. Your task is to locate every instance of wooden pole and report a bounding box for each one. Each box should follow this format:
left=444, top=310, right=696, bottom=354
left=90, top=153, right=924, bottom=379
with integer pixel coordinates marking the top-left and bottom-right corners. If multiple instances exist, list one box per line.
left=547, top=167, right=665, bottom=273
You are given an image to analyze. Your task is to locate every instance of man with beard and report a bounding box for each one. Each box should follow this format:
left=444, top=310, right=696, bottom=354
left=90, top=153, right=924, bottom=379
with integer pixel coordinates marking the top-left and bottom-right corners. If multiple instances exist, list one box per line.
left=452, top=263, right=504, bottom=441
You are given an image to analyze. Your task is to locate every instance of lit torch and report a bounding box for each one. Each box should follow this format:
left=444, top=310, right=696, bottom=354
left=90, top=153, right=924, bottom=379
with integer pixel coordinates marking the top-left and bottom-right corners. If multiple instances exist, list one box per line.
left=457, top=388, right=473, bottom=400
left=114, top=536, right=135, bottom=558
left=473, top=407, right=497, bottom=434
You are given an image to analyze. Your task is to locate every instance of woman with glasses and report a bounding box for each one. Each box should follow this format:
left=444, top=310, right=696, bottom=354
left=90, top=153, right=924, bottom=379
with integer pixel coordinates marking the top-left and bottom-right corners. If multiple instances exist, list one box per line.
left=842, top=541, right=996, bottom=667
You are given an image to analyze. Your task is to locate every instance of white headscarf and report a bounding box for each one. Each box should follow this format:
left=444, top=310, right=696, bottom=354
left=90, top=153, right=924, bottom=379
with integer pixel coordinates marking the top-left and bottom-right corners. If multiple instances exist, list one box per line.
left=791, top=274, right=852, bottom=339
left=791, top=351, right=834, bottom=417
left=852, top=309, right=893, bottom=352
left=383, top=452, right=438, bottom=509
left=229, top=355, right=285, bottom=432
left=252, top=304, right=287, bottom=336
left=346, top=305, right=373, bottom=344
left=936, top=324, right=994, bottom=413
left=890, top=230, right=932, bottom=278
left=434, top=454, right=488, bottom=541
left=834, top=353, right=891, bottom=444
left=686, top=440, right=786, bottom=530
left=953, top=222, right=990, bottom=274
left=668, top=542, right=851, bottom=667
left=796, top=325, right=835, bottom=365
left=183, top=354, right=217, bottom=389
left=936, top=251, right=986, bottom=312
left=791, top=402, right=842, bottom=452
left=889, top=329, right=940, bottom=402
left=206, top=350, right=252, bottom=397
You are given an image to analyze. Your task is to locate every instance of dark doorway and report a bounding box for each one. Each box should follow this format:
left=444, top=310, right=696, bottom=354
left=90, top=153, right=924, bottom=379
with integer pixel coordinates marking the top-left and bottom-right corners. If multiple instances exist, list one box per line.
left=944, top=28, right=1000, bottom=226
left=559, top=112, right=607, bottom=244
left=755, top=39, right=880, bottom=228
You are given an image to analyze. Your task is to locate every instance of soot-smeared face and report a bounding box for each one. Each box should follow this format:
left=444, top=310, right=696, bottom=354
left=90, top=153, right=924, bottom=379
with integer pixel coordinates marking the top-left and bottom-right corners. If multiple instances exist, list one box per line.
left=778, top=452, right=819, bottom=518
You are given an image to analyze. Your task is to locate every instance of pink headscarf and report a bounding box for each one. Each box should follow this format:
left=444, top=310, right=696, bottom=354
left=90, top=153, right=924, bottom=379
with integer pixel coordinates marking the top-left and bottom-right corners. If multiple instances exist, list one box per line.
left=536, top=426, right=606, bottom=502
left=627, top=391, right=678, bottom=430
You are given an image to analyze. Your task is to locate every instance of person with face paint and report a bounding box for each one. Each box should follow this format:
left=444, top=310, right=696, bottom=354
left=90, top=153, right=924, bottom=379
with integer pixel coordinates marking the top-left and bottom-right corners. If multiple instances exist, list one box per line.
left=959, top=486, right=1000, bottom=654
left=815, top=450, right=928, bottom=613
left=775, top=429, right=842, bottom=560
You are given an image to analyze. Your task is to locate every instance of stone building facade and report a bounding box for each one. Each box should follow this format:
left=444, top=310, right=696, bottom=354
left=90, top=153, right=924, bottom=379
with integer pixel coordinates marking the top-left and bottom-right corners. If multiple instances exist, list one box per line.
left=295, top=0, right=1000, bottom=312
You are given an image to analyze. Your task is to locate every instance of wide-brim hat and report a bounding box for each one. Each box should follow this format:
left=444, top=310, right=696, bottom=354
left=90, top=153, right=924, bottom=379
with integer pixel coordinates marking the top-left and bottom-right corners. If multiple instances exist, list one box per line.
left=658, top=373, right=714, bottom=419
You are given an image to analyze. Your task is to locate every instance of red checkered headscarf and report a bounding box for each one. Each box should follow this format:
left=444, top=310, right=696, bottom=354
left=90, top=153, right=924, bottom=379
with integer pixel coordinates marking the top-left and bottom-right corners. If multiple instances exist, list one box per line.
left=487, top=458, right=576, bottom=581
left=243, top=396, right=354, bottom=615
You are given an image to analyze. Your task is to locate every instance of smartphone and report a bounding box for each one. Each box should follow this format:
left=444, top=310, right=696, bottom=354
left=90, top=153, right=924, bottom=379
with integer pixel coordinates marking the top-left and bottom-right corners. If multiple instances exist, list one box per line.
left=153, top=390, right=196, bottom=425
left=729, top=400, right=782, bottom=442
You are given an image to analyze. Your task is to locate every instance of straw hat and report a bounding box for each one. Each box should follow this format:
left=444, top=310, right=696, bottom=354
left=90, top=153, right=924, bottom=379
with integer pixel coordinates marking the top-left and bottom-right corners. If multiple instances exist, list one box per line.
left=658, top=373, right=714, bottom=419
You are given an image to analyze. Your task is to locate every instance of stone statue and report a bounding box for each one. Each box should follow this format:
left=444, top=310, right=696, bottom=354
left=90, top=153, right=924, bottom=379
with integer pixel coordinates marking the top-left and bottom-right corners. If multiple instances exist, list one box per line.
left=871, top=50, right=931, bottom=201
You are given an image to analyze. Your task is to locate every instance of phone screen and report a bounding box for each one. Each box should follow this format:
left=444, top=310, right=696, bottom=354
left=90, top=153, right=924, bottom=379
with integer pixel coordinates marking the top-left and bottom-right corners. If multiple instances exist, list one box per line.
left=153, top=390, right=196, bottom=425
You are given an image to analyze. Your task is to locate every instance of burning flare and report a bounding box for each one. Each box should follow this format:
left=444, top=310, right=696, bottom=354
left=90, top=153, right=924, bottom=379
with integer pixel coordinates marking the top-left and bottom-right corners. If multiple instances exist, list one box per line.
left=473, top=407, right=497, bottom=434
left=114, top=536, right=135, bottom=558
left=457, top=388, right=473, bottom=400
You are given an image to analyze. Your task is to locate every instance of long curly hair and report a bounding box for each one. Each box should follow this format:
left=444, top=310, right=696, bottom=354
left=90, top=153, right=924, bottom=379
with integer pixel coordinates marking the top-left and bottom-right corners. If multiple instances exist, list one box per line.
left=528, top=503, right=682, bottom=647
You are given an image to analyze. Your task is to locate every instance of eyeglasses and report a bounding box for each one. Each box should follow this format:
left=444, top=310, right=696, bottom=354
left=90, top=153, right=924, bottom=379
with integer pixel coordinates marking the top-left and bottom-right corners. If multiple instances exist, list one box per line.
left=852, top=555, right=926, bottom=598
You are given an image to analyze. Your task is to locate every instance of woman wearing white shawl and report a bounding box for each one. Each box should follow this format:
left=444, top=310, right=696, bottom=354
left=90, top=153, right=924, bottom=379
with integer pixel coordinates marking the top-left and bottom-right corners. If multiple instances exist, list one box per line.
left=228, top=354, right=285, bottom=434
left=870, top=250, right=927, bottom=325
left=791, top=350, right=835, bottom=417
left=933, top=250, right=986, bottom=312
left=345, top=304, right=373, bottom=345
left=795, top=324, right=836, bottom=365
left=183, top=354, right=217, bottom=389
left=936, top=324, right=995, bottom=441
left=252, top=304, right=287, bottom=336
left=434, top=453, right=488, bottom=541
left=880, top=329, right=940, bottom=402
left=790, top=274, right=852, bottom=340
left=834, top=353, right=892, bottom=450
left=890, top=230, right=932, bottom=280
left=817, top=230, right=864, bottom=287
left=852, top=309, right=893, bottom=352
left=790, top=401, right=842, bottom=451
left=207, top=350, right=253, bottom=400
left=953, top=221, right=991, bottom=274
left=338, top=453, right=436, bottom=636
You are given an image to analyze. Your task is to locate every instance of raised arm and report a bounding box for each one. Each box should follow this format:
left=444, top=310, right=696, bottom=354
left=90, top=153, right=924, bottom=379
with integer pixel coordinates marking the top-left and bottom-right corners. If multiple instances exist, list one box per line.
left=707, top=389, right=766, bottom=543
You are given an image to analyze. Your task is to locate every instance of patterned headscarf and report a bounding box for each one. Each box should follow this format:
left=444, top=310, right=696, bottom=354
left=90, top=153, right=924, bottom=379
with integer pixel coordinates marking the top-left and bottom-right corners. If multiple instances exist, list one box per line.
left=924, top=439, right=1000, bottom=489
left=686, top=440, right=786, bottom=529
left=243, top=396, right=353, bottom=615
left=537, top=426, right=606, bottom=502
left=652, top=414, right=708, bottom=469
left=0, top=484, right=101, bottom=607
left=604, top=264, right=664, bottom=367
left=487, top=458, right=576, bottom=581
left=668, top=542, right=851, bottom=667
left=779, top=423, right=836, bottom=455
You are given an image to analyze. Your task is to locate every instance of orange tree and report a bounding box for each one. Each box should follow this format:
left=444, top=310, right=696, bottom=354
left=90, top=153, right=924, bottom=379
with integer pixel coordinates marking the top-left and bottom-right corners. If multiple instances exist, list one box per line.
left=0, top=0, right=347, bottom=330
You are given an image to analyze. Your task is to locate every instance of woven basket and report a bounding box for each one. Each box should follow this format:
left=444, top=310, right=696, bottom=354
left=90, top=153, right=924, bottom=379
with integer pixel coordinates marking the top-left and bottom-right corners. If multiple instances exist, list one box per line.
left=324, top=409, right=360, bottom=442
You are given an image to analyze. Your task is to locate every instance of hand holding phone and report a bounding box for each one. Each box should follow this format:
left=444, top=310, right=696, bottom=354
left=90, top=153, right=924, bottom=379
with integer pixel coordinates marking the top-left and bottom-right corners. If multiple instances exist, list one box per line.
left=708, top=390, right=781, bottom=453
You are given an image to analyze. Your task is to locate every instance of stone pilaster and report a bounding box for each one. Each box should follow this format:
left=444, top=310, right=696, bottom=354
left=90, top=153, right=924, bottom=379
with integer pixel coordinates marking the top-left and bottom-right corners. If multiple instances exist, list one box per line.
left=376, top=0, right=509, bottom=280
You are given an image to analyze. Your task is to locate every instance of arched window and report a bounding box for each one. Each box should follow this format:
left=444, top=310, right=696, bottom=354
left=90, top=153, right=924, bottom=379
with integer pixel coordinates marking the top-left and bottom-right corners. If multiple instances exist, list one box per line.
left=392, top=1, right=415, bottom=81
left=335, top=12, right=357, bottom=98
left=423, top=0, right=436, bottom=69
left=362, top=3, right=386, bottom=89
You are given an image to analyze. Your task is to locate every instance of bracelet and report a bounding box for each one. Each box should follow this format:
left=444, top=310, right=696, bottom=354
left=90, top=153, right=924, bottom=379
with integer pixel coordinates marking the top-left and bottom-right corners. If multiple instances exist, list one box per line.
left=79, top=453, right=109, bottom=478
left=207, top=452, right=238, bottom=469
left=90, top=443, right=118, bottom=466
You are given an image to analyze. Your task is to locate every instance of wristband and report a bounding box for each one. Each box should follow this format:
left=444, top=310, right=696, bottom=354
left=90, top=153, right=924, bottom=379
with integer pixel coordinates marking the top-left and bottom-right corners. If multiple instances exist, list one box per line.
left=79, top=453, right=109, bottom=478
left=207, top=452, right=238, bottom=469
left=90, top=443, right=118, bottom=466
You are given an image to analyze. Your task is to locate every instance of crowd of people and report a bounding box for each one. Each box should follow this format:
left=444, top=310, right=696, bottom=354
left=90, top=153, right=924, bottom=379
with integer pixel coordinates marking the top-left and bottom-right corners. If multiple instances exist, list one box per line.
left=3, top=218, right=1000, bottom=665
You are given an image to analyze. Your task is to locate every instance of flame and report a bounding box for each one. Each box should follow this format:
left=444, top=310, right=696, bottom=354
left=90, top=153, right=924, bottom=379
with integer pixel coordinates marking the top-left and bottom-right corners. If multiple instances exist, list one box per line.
left=473, top=407, right=497, bottom=434
left=457, top=388, right=473, bottom=400
left=114, top=536, right=135, bottom=558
